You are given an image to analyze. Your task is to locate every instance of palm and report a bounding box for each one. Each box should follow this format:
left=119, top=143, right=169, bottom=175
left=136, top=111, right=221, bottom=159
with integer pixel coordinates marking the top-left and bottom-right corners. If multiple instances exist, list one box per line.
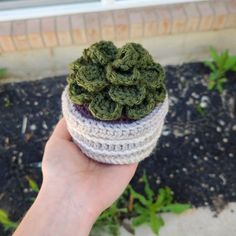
left=42, top=119, right=137, bottom=213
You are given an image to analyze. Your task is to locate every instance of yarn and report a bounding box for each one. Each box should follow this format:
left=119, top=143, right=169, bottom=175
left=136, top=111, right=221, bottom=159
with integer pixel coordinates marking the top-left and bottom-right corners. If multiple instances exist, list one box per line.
left=68, top=80, right=93, bottom=105
left=106, top=64, right=141, bottom=86
left=112, top=42, right=154, bottom=70
left=62, top=87, right=169, bottom=164
left=126, top=92, right=156, bottom=119
left=109, top=85, right=146, bottom=106
left=67, top=41, right=166, bottom=121
left=83, top=40, right=118, bottom=65
left=89, top=91, right=123, bottom=120
left=141, top=63, right=165, bottom=89
left=77, top=65, right=107, bottom=92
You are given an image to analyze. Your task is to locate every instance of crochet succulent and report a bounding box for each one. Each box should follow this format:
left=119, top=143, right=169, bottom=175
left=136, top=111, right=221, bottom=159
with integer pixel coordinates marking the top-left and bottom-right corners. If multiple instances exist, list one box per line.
left=67, top=41, right=166, bottom=121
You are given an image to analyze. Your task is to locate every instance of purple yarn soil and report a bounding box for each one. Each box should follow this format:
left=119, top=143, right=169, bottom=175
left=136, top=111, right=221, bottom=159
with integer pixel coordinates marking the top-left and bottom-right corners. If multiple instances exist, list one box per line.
left=74, top=103, right=135, bottom=124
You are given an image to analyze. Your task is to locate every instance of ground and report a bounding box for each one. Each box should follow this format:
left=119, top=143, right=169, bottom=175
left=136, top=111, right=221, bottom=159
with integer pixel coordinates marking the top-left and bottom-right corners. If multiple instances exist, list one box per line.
left=0, top=63, right=235, bottom=235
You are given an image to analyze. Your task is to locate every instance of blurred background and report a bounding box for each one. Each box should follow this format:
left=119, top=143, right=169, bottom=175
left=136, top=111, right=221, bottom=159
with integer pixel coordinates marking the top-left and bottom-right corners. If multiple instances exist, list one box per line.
left=0, top=0, right=236, bottom=236
left=0, top=0, right=235, bottom=79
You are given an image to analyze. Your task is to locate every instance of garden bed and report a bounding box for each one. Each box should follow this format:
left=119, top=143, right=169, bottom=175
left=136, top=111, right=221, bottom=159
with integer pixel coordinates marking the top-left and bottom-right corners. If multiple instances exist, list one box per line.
left=0, top=62, right=235, bottom=235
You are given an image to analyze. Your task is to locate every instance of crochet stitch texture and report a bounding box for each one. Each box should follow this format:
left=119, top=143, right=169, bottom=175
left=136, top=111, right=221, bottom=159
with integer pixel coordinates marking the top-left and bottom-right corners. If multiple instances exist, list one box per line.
left=67, top=41, right=166, bottom=121
left=63, top=41, right=169, bottom=164
left=62, top=87, right=169, bottom=164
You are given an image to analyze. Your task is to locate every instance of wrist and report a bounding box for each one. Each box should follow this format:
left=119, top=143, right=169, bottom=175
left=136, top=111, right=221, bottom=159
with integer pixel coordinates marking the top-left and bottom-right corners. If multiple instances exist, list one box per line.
left=14, top=180, right=100, bottom=236
left=41, top=174, right=107, bottom=215
left=40, top=180, right=100, bottom=219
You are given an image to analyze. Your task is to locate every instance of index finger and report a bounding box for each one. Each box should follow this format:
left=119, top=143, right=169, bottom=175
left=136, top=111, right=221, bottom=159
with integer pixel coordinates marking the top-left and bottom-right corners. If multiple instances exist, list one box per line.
left=50, top=118, right=72, bottom=141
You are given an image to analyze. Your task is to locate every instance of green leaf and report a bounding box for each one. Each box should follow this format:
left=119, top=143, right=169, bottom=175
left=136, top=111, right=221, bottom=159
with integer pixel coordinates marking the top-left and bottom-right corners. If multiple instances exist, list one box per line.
left=133, top=203, right=147, bottom=215
left=218, top=77, right=227, bottom=83
left=92, top=203, right=121, bottom=236
left=0, top=210, right=9, bottom=228
left=27, top=177, right=39, bottom=193
left=132, top=214, right=149, bottom=226
left=224, top=56, right=236, bottom=70
left=154, top=187, right=173, bottom=211
left=208, top=81, right=216, bottom=90
left=217, top=50, right=229, bottom=70
left=149, top=213, right=164, bottom=235
left=0, top=209, right=18, bottom=232
left=142, top=171, right=154, bottom=201
left=128, top=186, right=149, bottom=206
left=208, top=71, right=220, bottom=81
left=161, top=187, right=173, bottom=205
left=216, top=82, right=224, bottom=94
left=160, top=203, right=191, bottom=214
left=0, top=68, right=7, bottom=78
left=209, top=47, right=219, bottom=62
left=204, top=61, right=216, bottom=71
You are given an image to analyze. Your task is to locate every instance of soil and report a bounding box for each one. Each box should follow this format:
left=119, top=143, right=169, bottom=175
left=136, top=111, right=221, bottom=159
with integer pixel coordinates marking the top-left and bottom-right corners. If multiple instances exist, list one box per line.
left=0, top=62, right=236, bottom=235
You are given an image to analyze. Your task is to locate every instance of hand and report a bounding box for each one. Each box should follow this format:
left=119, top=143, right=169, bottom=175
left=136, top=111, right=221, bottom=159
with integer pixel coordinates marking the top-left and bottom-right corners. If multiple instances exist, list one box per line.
left=42, top=118, right=138, bottom=217
left=14, top=118, right=137, bottom=236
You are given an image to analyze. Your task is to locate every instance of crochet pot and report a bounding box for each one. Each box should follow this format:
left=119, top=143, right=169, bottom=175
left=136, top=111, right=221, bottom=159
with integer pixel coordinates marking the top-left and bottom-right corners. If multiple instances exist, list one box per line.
left=62, top=41, right=169, bottom=164
left=62, top=87, right=168, bottom=164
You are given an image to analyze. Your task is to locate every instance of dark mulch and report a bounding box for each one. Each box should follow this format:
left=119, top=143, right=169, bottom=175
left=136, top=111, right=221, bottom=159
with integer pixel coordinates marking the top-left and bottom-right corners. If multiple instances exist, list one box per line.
left=0, top=62, right=235, bottom=235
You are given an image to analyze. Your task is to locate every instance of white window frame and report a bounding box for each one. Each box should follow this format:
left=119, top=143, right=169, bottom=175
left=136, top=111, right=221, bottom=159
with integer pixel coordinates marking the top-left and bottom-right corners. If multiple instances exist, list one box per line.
left=0, top=0, right=205, bottom=22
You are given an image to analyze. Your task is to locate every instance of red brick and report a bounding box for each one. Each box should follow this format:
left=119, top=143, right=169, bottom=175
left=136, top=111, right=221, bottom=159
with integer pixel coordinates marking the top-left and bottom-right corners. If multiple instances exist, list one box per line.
left=84, top=13, right=101, bottom=42
left=56, top=16, right=72, bottom=46
left=99, top=11, right=115, bottom=40
left=197, top=2, right=214, bottom=31
left=27, top=19, right=44, bottom=49
left=142, top=8, right=158, bottom=37
left=170, top=5, right=187, bottom=34
left=113, top=10, right=129, bottom=40
left=156, top=7, right=171, bottom=35
left=70, top=14, right=87, bottom=44
left=211, top=1, right=228, bottom=29
left=41, top=17, right=58, bottom=47
left=12, top=20, right=30, bottom=50
left=225, top=0, right=236, bottom=28
left=129, top=9, right=143, bottom=39
left=184, top=3, right=200, bottom=32
left=0, top=22, right=15, bottom=52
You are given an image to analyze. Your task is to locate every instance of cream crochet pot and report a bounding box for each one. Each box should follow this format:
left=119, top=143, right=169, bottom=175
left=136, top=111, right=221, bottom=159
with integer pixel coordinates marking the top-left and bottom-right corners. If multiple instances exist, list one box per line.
left=62, top=87, right=169, bottom=164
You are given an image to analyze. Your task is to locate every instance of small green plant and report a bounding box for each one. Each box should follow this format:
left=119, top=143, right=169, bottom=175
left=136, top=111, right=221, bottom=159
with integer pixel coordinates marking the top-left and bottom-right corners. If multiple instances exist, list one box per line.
left=3, top=97, right=12, bottom=108
left=128, top=173, right=191, bottom=235
left=0, top=209, right=18, bottom=232
left=0, top=68, right=7, bottom=78
left=195, top=103, right=206, bottom=116
left=26, top=176, right=39, bottom=193
left=0, top=177, right=40, bottom=232
left=204, top=47, right=236, bottom=93
left=0, top=174, right=190, bottom=236
left=92, top=172, right=191, bottom=236
left=91, top=200, right=127, bottom=236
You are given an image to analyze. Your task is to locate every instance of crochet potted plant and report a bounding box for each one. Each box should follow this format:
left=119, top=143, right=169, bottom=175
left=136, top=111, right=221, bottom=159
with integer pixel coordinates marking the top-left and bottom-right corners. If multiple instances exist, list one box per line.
left=62, top=41, right=168, bottom=164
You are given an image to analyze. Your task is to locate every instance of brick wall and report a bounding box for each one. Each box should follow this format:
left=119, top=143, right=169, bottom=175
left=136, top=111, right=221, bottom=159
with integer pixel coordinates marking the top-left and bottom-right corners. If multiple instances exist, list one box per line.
left=0, top=0, right=235, bottom=53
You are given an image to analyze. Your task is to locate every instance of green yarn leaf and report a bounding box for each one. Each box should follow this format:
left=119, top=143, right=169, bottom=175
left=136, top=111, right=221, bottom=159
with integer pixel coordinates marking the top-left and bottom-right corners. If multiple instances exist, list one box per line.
left=106, top=64, right=141, bottom=86
left=83, top=41, right=118, bottom=66
left=89, top=91, right=123, bottom=120
left=113, top=43, right=154, bottom=71
left=69, top=57, right=88, bottom=75
left=69, top=56, right=108, bottom=93
left=68, top=80, right=93, bottom=105
left=67, top=41, right=167, bottom=121
left=152, top=85, right=167, bottom=103
left=75, top=63, right=108, bottom=93
left=141, top=63, right=165, bottom=89
left=126, top=93, right=156, bottom=120
left=109, top=85, right=146, bottom=106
